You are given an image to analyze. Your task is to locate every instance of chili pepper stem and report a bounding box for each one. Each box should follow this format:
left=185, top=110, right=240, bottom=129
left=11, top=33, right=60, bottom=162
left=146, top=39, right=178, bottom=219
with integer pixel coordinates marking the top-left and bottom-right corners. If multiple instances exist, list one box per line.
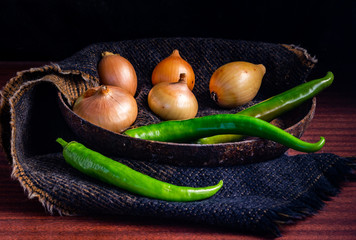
left=56, top=138, right=68, bottom=148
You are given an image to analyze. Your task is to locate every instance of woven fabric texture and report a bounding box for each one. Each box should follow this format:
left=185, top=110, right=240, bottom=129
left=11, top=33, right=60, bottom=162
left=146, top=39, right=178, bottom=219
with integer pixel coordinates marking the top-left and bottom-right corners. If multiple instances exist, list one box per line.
left=0, top=38, right=353, bottom=237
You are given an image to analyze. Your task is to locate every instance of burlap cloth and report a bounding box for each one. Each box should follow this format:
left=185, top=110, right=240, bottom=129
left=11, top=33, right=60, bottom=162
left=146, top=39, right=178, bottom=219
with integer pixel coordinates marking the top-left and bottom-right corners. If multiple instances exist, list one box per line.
left=0, top=38, right=354, bottom=237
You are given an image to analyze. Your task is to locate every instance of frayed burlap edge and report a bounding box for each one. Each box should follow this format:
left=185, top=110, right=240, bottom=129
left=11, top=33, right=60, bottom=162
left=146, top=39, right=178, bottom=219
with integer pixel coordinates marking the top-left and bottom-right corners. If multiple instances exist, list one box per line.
left=1, top=64, right=98, bottom=215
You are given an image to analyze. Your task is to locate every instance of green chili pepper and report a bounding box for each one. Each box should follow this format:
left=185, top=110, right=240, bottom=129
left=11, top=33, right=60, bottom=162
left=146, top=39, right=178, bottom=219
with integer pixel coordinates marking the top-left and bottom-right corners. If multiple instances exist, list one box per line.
left=56, top=138, right=223, bottom=202
left=124, top=114, right=325, bottom=153
left=197, top=71, right=334, bottom=144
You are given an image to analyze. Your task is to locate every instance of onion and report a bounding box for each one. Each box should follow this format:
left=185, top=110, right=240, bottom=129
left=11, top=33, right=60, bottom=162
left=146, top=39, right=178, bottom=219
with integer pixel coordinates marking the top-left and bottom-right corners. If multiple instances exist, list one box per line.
left=98, top=51, right=137, bottom=96
left=73, top=85, right=138, bottom=133
left=152, top=49, right=195, bottom=90
left=209, top=61, right=266, bottom=108
left=148, top=73, right=198, bottom=120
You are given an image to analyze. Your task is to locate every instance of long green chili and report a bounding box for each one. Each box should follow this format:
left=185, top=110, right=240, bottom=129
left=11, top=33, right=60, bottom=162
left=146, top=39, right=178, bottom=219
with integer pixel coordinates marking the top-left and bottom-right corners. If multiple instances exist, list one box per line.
left=56, top=138, right=223, bottom=202
left=197, top=71, right=334, bottom=144
left=124, top=114, right=325, bottom=153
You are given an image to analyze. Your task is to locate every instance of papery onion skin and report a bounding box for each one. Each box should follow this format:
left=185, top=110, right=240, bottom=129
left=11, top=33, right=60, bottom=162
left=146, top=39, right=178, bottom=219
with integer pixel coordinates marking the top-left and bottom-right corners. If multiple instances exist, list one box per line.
left=209, top=61, right=266, bottom=108
left=73, top=85, right=138, bottom=133
left=148, top=73, right=198, bottom=120
left=152, top=49, right=195, bottom=90
left=98, top=51, right=137, bottom=96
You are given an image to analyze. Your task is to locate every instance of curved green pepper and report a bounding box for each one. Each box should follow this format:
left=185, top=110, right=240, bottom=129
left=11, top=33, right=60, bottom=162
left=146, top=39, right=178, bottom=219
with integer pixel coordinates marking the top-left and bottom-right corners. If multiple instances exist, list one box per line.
left=197, top=72, right=334, bottom=144
left=56, top=138, right=223, bottom=202
left=124, top=114, right=325, bottom=153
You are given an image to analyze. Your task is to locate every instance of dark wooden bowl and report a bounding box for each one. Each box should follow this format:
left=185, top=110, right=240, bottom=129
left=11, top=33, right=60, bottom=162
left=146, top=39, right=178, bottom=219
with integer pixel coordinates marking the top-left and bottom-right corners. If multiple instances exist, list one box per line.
left=56, top=39, right=318, bottom=166
left=58, top=92, right=316, bottom=167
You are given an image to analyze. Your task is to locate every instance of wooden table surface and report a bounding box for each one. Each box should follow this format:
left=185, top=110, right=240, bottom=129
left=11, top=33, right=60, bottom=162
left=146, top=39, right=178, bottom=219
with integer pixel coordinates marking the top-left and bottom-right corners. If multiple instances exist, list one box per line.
left=0, top=62, right=355, bottom=239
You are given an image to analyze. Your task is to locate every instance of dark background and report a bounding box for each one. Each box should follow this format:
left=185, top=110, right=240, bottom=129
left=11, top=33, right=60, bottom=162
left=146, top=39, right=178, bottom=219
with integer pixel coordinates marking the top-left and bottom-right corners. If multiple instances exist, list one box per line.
left=0, top=0, right=354, bottom=91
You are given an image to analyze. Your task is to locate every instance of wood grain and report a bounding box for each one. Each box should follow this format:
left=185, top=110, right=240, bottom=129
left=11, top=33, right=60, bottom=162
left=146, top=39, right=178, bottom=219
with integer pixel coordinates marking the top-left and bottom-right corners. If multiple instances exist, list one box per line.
left=0, top=62, right=355, bottom=239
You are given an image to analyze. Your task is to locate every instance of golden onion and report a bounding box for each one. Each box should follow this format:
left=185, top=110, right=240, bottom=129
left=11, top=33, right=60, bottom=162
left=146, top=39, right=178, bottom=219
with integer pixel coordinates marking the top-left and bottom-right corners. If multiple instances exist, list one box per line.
left=98, top=51, right=137, bottom=96
left=209, top=61, right=266, bottom=108
left=73, top=85, right=137, bottom=133
left=148, top=73, right=198, bottom=120
left=152, top=49, right=195, bottom=90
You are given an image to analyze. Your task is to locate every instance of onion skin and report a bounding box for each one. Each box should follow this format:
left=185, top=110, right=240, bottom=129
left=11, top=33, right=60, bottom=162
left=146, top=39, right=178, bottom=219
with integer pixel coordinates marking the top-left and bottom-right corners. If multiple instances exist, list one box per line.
left=148, top=73, right=198, bottom=120
left=73, top=85, right=137, bottom=133
left=98, top=51, right=137, bottom=96
left=152, top=50, right=195, bottom=90
left=209, top=61, right=266, bottom=108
